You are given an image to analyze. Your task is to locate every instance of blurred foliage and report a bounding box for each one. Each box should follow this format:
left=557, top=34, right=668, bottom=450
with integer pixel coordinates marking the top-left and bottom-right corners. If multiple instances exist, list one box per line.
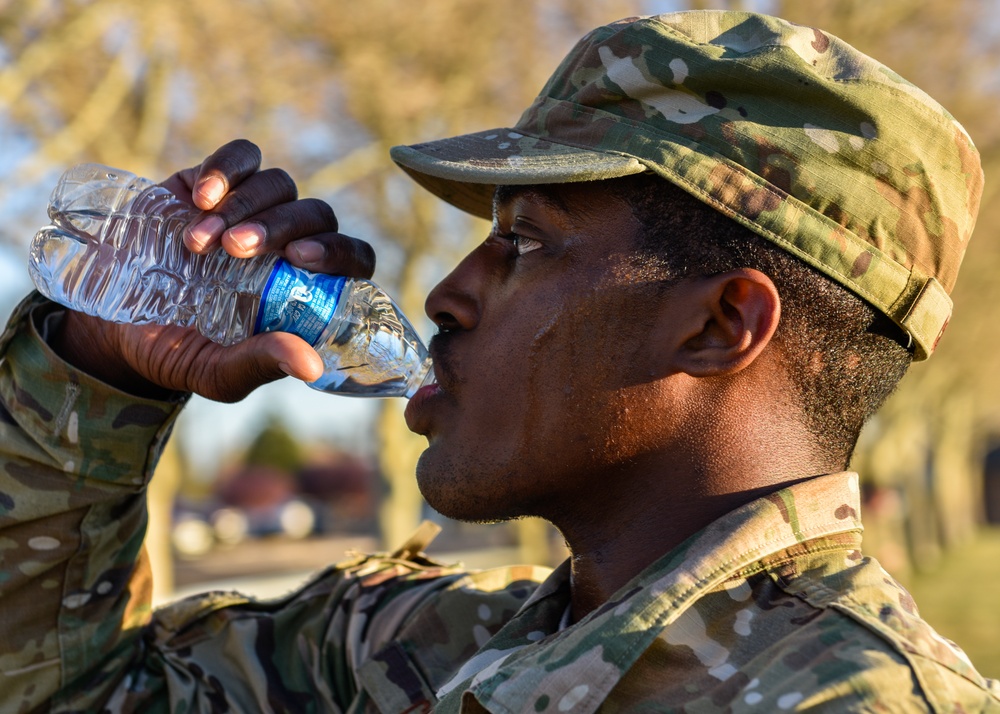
left=243, top=415, right=306, bottom=473
left=0, top=0, right=998, bottom=567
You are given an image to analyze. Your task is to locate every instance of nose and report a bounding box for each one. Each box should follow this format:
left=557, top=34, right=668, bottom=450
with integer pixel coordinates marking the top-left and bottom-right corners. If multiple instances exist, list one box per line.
left=424, top=247, right=487, bottom=332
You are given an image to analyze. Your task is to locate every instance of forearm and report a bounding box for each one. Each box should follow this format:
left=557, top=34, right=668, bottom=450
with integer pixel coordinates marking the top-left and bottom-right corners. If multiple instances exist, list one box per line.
left=0, top=293, right=187, bottom=712
left=49, top=308, right=179, bottom=400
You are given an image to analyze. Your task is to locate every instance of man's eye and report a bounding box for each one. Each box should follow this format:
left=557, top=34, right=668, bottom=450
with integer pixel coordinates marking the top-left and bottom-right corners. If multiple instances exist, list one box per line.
left=511, top=234, right=542, bottom=256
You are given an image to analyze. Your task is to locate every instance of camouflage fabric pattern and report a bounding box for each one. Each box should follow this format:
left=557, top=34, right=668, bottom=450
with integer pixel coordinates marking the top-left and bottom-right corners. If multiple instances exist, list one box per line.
left=390, top=11, right=985, bottom=360
left=2, top=296, right=999, bottom=712
left=428, top=473, right=1000, bottom=713
left=0, top=294, right=545, bottom=714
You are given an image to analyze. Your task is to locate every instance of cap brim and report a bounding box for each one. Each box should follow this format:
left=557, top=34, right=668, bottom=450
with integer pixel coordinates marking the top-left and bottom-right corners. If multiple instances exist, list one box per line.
left=390, top=128, right=648, bottom=220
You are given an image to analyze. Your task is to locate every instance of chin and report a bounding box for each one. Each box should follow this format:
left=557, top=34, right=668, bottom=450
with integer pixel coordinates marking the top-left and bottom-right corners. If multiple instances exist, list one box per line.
left=414, top=450, right=531, bottom=525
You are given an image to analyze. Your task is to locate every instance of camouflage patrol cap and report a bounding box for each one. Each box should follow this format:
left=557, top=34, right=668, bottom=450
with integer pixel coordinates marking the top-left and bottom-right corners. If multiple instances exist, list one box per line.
left=390, top=11, right=984, bottom=360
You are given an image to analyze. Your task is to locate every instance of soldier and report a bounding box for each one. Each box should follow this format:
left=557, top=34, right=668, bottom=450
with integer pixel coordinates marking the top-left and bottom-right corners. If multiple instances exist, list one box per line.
left=1, top=10, right=998, bottom=713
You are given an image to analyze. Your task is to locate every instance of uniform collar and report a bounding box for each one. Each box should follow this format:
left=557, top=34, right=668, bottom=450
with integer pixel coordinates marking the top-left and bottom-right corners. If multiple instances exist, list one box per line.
left=436, top=472, right=864, bottom=713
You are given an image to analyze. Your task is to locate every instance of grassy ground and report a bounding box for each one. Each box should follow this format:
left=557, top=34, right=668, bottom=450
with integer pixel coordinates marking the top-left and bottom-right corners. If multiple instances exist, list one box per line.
left=906, top=527, right=1000, bottom=679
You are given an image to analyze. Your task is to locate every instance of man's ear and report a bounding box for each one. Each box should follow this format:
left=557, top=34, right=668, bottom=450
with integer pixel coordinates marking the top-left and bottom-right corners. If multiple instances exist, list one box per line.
left=667, top=269, right=781, bottom=377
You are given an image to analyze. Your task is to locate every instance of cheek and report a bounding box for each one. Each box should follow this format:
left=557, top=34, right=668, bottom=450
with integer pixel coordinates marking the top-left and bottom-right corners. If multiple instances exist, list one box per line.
left=514, top=288, right=653, bottom=449
left=532, top=284, right=653, bottom=385
left=518, top=292, right=642, bottom=442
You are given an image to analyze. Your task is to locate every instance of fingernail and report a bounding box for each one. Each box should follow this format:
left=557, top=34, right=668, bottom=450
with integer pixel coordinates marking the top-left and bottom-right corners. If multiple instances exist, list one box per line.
left=196, top=176, right=226, bottom=207
left=228, top=223, right=265, bottom=254
left=185, top=215, right=226, bottom=251
left=289, top=239, right=325, bottom=265
left=278, top=362, right=294, bottom=377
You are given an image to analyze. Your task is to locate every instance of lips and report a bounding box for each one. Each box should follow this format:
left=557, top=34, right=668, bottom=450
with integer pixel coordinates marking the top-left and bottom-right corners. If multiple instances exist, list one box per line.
left=404, top=333, right=458, bottom=435
left=404, top=382, right=443, bottom=435
left=404, top=334, right=459, bottom=435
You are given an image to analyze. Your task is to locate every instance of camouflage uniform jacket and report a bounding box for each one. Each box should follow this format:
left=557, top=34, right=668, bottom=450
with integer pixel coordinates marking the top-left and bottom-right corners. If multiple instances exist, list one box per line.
left=1, top=295, right=999, bottom=713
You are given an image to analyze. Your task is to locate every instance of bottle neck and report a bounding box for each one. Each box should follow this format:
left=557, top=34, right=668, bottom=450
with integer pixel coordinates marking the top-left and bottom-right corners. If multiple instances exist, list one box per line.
left=406, top=358, right=437, bottom=398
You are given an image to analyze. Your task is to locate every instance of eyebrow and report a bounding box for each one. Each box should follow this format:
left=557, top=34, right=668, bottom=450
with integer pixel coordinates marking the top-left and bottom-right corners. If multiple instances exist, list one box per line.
left=492, top=184, right=575, bottom=218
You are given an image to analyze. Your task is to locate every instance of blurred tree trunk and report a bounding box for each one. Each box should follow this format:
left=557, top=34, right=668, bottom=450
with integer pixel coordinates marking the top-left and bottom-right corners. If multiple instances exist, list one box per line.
left=376, top=399, right=428, bottom=548
left=517, top=518, right=557, bottom=567
left=148, top=434, right=183, bottom=601
left=930, top=390, right=981, bottom=548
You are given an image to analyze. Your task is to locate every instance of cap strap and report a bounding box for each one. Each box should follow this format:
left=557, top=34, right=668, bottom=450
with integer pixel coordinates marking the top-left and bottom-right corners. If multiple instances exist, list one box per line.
left=890, top=273, right=952, bottom=361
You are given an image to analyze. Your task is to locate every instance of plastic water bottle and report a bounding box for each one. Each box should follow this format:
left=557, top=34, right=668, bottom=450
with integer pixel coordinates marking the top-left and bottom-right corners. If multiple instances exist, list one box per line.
left=28, top=163, right=434, bottom=398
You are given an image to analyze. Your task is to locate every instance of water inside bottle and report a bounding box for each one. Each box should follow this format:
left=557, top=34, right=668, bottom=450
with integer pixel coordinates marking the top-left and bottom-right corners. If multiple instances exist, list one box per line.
left=309, top=280, right=433, bottom=398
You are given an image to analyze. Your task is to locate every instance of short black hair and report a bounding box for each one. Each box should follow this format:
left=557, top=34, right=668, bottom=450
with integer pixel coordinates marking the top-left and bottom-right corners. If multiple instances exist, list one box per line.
left=609, top=173, right=913, bottom=467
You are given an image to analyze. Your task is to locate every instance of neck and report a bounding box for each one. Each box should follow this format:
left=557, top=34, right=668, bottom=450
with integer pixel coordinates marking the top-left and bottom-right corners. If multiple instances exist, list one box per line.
left=557, top=477, right=773, bottom=621
left=549, top=426, right=834, bottom=622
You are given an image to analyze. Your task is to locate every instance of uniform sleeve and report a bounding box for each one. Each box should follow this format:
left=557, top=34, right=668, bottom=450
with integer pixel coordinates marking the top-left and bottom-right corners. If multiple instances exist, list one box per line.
left=0, top=293, right=188, bottom=712
left=0, top=294, right=543, bottom=714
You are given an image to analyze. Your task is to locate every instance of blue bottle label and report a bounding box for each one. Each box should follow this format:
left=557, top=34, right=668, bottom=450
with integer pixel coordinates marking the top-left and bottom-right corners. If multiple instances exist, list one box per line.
left=254, top=259, right=346, bottom=345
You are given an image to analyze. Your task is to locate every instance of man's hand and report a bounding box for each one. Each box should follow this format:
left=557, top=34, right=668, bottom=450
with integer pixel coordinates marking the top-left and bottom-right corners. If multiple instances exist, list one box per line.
left=50, top=139, right=376, bottom=402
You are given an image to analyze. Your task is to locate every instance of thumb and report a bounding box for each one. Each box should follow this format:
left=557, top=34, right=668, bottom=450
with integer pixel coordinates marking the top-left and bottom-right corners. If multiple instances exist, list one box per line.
left=205, top=332, right=324, bottom=402
left=258, top=331, right=325, bottom=383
